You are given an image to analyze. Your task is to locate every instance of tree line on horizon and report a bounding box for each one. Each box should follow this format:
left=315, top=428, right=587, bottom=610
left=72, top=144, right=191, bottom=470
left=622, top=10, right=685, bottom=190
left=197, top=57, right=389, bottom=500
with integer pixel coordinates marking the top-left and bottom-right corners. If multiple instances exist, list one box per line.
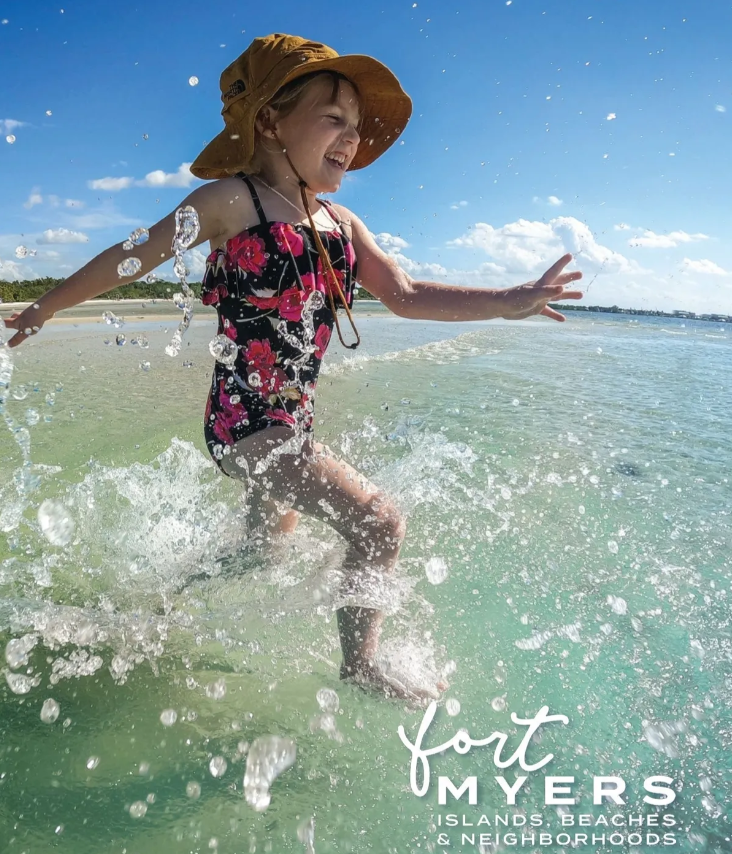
left=0, top=277, right=376, bottom=303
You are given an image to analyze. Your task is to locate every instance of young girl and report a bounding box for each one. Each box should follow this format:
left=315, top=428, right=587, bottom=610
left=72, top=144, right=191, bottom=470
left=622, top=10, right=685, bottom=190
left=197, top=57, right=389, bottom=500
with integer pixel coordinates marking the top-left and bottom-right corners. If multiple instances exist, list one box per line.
left=3, top=34, right=583, bottom=701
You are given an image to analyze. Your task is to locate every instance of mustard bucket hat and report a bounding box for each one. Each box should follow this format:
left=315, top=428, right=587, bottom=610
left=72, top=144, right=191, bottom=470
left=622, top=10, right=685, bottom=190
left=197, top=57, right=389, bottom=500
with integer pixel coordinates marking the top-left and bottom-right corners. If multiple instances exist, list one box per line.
left=189, top=33, right=412, bottom=180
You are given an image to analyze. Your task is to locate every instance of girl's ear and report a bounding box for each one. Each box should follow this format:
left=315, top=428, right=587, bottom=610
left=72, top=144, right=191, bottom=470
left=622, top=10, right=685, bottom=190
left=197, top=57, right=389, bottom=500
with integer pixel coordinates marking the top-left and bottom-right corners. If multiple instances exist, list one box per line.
left=255, top=106, right=277, bottom=138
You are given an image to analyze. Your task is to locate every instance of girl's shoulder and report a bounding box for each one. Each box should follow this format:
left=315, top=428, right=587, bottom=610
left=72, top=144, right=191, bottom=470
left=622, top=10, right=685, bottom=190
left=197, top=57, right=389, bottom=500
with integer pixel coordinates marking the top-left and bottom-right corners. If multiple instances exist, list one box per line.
left=327, top=202, right=355, bottom=242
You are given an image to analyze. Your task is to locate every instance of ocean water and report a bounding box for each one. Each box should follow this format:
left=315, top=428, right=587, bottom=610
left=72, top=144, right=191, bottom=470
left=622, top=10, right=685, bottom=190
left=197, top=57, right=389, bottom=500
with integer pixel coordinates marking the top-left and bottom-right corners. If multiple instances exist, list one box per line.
left=0, top=305, right=730, bottom=853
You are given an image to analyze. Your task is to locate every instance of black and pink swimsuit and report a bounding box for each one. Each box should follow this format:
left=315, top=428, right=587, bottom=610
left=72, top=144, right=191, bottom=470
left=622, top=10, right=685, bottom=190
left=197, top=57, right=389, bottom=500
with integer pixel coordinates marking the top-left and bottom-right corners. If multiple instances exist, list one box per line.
left=200, top=174, right=357, bottom=476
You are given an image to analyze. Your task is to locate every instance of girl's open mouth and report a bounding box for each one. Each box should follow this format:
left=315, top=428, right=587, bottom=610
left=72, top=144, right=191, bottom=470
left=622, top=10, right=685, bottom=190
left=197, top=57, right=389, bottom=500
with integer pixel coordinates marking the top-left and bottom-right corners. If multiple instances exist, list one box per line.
left=324, top=155, right=346, bottom=171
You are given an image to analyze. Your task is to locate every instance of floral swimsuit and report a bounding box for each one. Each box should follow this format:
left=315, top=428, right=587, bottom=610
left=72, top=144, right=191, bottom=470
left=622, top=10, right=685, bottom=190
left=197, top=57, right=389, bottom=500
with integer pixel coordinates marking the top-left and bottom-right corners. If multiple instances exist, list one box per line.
left=201, top=174, right=357, bottom=476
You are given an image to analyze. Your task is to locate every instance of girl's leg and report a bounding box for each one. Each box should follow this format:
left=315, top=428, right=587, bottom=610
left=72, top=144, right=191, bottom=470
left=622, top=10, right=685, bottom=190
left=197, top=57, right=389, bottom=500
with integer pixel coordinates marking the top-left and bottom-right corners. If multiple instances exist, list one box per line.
left=246, top=486, right=301, bottom=536
left=221, top=426, right=440, bottom=700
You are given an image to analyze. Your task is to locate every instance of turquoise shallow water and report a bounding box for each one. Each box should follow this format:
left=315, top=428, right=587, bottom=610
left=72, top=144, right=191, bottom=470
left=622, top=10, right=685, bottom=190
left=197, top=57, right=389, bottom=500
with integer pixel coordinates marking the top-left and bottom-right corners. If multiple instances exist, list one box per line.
left=0, top=307, right=731, bottom=853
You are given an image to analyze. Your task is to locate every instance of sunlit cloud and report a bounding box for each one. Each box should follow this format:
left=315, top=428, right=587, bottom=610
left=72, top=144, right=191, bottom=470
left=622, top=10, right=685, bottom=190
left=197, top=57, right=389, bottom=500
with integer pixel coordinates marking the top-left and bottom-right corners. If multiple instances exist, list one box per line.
left=87, top=163, right=200, bottom=192
left=629, top=229, right=709, bottom=249
left=0, top=256, right=30, bottom=280
left=681, top=258, right=727, bottom=276
left=88, top=176, right=135, bottom=191
left=22, top=189, right=87, bottom=210
left=134, top=162, right=198, bottom=189
left=0, top=118, right=27, bottom=135
left=533, top=195, right=563, bottom=206
left=36, top=228, right=89, bottom=245
left=23, top=188, right=44, bottom=209
left=448, top=216, right=640, bottom=275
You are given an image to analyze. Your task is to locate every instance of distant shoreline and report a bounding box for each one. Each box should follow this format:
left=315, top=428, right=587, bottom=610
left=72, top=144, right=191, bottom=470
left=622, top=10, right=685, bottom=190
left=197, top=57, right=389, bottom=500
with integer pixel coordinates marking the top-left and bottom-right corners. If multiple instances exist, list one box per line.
left=0, top=298, right=728, bottom=324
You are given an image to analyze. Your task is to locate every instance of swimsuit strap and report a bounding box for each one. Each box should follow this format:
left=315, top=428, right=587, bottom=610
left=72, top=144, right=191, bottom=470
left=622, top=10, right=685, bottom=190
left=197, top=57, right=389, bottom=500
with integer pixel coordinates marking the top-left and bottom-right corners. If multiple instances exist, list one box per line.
left=237, top=173, right=267, bottom=227
left=318, top=198, right=348, bottom=240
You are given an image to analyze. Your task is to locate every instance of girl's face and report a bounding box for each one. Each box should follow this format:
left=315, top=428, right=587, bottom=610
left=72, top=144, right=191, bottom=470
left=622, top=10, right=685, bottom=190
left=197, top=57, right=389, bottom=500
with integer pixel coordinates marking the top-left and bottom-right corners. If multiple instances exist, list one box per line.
left=260, top=76, right=362, bottom=194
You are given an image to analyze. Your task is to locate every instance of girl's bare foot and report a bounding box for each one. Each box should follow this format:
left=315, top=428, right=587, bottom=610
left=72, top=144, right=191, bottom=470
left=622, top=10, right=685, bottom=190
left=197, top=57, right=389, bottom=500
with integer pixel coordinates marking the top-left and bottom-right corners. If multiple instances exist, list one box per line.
left=340, top=661, right=448, bottom=704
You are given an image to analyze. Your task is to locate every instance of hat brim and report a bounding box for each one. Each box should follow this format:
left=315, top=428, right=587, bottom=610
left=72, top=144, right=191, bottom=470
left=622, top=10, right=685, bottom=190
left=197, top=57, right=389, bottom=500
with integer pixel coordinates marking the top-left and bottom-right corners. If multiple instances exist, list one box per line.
left=190, top=53, right=411, bottom=181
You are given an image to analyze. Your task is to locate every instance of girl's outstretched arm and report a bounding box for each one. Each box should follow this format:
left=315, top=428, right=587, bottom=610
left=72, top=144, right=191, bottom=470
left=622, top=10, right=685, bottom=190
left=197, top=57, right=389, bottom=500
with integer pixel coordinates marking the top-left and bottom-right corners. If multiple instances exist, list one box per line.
left=3, top=180, right=228, bottom=349
left=346, top=209, right=584, bottom=323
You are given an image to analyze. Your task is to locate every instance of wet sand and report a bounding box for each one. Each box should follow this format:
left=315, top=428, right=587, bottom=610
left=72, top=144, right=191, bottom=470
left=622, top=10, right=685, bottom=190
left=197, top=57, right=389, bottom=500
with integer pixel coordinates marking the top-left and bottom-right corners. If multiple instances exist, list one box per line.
left=0, top=298, right=389, bottom=326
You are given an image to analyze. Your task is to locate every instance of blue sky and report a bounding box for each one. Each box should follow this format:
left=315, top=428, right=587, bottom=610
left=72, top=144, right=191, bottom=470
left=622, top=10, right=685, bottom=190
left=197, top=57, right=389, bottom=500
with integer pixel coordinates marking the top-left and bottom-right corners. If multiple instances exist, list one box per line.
left=1, top=0, right=730, bottom=313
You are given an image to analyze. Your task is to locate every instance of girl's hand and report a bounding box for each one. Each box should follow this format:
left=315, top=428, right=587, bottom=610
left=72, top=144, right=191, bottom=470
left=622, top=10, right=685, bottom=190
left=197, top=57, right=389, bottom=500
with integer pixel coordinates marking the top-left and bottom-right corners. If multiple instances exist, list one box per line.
left=2, top=304, right=53, bottom=349
left=500, top=254, right=584, bottom=322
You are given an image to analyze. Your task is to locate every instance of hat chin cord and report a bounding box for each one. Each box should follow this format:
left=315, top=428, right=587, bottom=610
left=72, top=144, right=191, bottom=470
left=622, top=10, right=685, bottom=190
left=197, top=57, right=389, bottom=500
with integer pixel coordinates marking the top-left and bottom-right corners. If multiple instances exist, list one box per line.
left=270, top=129, right=361, bottom=351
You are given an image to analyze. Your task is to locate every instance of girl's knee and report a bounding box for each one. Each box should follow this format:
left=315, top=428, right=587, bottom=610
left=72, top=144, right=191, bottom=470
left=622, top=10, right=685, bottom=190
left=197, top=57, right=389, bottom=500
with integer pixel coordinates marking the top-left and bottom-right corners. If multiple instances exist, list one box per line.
left=352, top=494, right=406, bottom=560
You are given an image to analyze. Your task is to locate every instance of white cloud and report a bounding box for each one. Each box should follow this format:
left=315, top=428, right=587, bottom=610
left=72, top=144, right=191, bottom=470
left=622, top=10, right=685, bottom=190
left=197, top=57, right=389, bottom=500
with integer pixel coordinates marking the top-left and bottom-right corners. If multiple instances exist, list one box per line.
left=23, top=188, right=43, bottom=209
left=681, top=258, right=727, bottom=276
left=0, top=257, right=29, bottom=280
left=374, top=233, right=410, bottom=254
left=449, top=200, right=468, bottom=210
left=183, top=248, right=208, bottom=278
left=134, top=162, right=198, bottom=189
left=533, top=195, right=563, bottom=206
left=448, top=216, right=640, bottom=276
left=629, top=229, right=709, bottom=249
left=0, top=118, right=27, bottom=135
left=66, top=204, right=140, bottom=229
left=614, top=223, right=630, bottom=230
left=36, top=228, right=89, bottom=244
left=88, top=176, right=135, bottom=191
left=65, top=198, right=84, bottom=208
left=87, top=163, right=199, bottom=192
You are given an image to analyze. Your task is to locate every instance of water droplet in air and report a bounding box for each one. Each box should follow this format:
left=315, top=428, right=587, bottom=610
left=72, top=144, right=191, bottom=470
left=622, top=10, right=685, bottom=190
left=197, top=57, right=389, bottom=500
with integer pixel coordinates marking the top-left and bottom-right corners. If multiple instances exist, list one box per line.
left=316, top=688, right=339, bottom=713
left=86, top=756, right=100, bottom=770
left=15, top=245, right=28, bottom=258
left=209, top=334, right=238, bottom=367
left=25, top=408, right=40, bottom=426
left=117, top=257, right=142, bottom=278
left=38, top=498, right=74, bottom=546
left=189, top=76, right=199, bottom=86
left=46, top=109, right=52, bottom=115
left=102, top=310, right=124, bottom=328
left=607, top=594, right=627, bottom=614
left=140, top=361, right=151, bottom=372
left=209, top=756, right=227, bottom=777
left=6, top=135, right=16, bottom=144
left=116, top=333, right=126, bottom=346
left=425, top=556, right=448, bottom=584
left=446, top=698, right=461, bottom=716
left=129, top=801, right=147, bottom=818
left=160, top=708, right=177, bottom=726
left=607, top=540, right=619, bottom=554
left=491, top=695, right=507, bottom=712
left=205, top=678, right=227, bottom=700
left=5, top=635, right=38, bottom=669
left=243, top=735, right=297, bottom=812
left=186, top=781, right=201, bottom=799
left=41, top=698, right=60, bottom=722
left=129, top=227, right=149, bottom=245
left=122, top=240, right=134, bottom=251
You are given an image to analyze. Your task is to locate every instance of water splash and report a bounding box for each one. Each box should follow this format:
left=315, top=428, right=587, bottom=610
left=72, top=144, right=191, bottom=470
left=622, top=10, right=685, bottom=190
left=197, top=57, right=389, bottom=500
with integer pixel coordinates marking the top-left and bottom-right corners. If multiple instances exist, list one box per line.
left=243, top=735, right=297, bottom=811
left=165, top=205, right=200, bottom=358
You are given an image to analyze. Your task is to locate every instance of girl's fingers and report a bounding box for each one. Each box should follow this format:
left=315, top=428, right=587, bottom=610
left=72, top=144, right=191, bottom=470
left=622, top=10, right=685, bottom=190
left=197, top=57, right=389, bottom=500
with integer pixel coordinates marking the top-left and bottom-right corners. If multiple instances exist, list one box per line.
left=541, top=305, right=566, bottom=322
left=552, top=289, right=584, bottom=301
left=537, top=253, right=573, bottom=287
left=556, top=271, right=583, bottom=285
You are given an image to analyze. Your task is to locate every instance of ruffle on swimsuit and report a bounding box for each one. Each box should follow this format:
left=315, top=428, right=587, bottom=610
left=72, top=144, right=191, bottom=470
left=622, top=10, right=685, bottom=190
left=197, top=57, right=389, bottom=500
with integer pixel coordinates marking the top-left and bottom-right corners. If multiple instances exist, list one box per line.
left=201, top=174, right=358, bottom=476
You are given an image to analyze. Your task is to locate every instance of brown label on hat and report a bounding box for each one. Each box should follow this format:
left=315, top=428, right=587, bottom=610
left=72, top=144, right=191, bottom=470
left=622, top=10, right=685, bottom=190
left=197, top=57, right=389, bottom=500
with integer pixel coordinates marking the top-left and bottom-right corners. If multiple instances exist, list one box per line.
left=224, top=79, right=246, bottom=101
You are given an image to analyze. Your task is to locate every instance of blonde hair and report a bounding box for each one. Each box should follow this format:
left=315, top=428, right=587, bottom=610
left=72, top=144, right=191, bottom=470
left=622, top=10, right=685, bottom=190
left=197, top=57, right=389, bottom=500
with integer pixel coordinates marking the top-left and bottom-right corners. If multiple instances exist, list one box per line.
left=249, top=71, right=363, bottom=175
